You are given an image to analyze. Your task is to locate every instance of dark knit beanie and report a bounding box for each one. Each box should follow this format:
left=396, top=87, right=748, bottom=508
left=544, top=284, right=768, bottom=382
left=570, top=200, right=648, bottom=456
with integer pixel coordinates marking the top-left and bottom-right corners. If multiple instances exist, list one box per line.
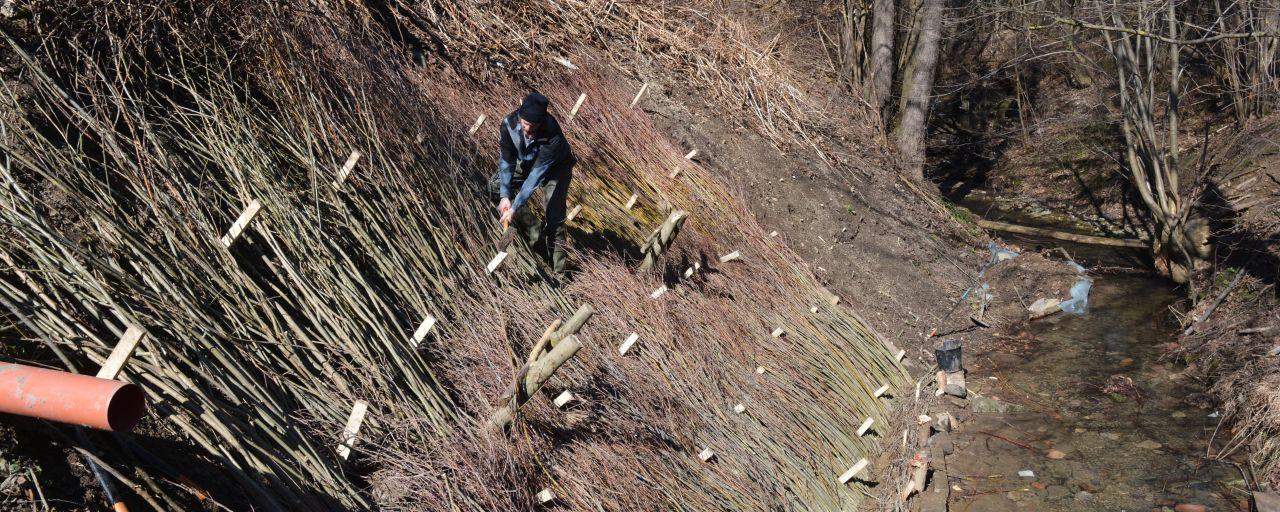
left=518, top=92, right=550, bottom=124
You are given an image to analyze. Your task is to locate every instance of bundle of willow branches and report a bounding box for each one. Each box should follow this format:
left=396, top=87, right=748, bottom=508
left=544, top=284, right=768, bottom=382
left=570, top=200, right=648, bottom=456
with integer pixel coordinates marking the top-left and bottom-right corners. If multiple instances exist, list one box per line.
left=1, top=1, right=913, bottom=510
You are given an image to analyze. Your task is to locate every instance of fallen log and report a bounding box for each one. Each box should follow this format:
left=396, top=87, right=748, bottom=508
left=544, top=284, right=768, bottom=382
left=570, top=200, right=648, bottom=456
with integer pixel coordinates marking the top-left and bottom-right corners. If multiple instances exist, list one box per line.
left=489, top=335, right=584, bottom=430
left=976, top=219, right=1146, bottom=248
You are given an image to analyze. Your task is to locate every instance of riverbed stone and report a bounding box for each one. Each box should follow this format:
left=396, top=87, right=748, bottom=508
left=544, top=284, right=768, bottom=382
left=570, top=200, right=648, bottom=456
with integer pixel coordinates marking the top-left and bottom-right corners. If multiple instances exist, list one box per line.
left=973, top=397, right=1025, bottom=414
left=1136, top=439, right=1163, bottom=450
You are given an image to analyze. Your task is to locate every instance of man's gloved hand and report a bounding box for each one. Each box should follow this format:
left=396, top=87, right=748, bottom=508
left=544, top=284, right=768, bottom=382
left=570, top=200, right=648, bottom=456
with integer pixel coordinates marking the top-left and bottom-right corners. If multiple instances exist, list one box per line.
left=498, top=197, right=514, bottom=225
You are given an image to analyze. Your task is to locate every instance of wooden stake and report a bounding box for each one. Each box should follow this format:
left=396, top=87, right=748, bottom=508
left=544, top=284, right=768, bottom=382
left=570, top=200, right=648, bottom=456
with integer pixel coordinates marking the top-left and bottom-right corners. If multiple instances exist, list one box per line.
left=220, top=199, right=262, bottom=248
left=330, top=150, right=363, bottom=189
left=554, top=56, right=577, bottom=69
left=684, top=149, right=698, bottom=160
left=629, top=82, right=649, bottom=107
left=467, top=114, right=487, bottom=135
left=649, top=285, right=667, bottom=299
left=718, top=251, right=741, bottom=263
left=624, top=193, right=638, bottom=210
left=410, top=315, right=436, bottom=348
left=873, top=384, right=890, bottom=398
left=668, top=167, right=681, bottom=179
left=755, top=366, right=766, bottom=374
left=96, top=325, right=145, bottom=380
left=895, top=349, right=906, bottom=362
left=838, top=458, right=870, bottom=484
left=536, top=488, right=556, bottom=504
left=810, top=306, right=819, bottom=313
left=618, top=332, right=639, bottom=355
left=733, top=403, right=746, bottom=414
left=486, top=251, right=509, bottom=274
left=771, top=327, right=785, bottom=338
left=553, top=390, right=575, bottom=408
left=337, top=400, right=369, bottom=460
left=566, top=204, right=583, bottom=222
left=856, top=417, right=875, bottom=437
left=769, top=230, right=779, bottom=237
left=698, top=447, right=716, bottom=462
left=568, top=93, right=587, bottom=121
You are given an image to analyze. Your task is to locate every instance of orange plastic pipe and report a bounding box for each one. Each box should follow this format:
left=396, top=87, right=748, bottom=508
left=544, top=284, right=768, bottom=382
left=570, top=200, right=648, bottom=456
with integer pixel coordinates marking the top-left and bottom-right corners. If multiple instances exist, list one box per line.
left=0, top=362, right=145, bottom=432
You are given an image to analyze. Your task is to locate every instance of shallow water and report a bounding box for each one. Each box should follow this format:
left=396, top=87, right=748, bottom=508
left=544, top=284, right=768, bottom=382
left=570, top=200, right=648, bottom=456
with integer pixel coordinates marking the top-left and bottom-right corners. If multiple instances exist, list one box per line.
left=948, top=275, right=1244, bottom=511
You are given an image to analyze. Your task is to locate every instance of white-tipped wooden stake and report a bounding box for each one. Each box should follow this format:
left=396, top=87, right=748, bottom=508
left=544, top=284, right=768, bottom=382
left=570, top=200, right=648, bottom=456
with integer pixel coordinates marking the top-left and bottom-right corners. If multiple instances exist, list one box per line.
left=698, top=447, right=716, bottom=462
left=331, top=150, right=363, bottom=188
left=624, top=193, right=638, bottom=210
left=873, top=384, right=890, bottom=398
left=771, top=327, right=785, bottom=338
left=566, top=204, right=583, bottom=222
left=220, top=199, right=262, bottom=248
left=536, top=488, right=556, bottom=504
left=684, top=149, right=698, bottom=160
left=553, top=390, right=575, bottom=408
left=97, top=325, right=145, bottom=380
left=486, top=251, right=509, bottom=274
left=829, top=295, right=841, bottom=306
left=718, top=251, right=741, bottom=263
left=914, top=381, right=922, bottom=400
left=554, top=56, right=577, bottom=69
left=755, top=366, right=766, bottom=374
left=629, top=82, right=649, bottom=107
left=895, top=349, right=906, bottom=361
left=733, top=403, right=746, bottom=414
left=568, top=93, right=587, bottom=121
left=410, top=315, right=437, bottom=348
left=769, top=230, right=779, bottom=237
left=810, top=306, right=819, bottom=313
left=838, top=458, right=870, bottom=484
left=649, top=285, right=667, bottom=299
left=668, top=166, right=681, bottom=179
left=619, top=332, right=640, bottom=355
left=856, top=417, right=874, bottom=437
left=683, top=266, right=695, bottom=278
left=467, top=114, right=487, bottom=135
left=337, top=400, right=369, bottom=460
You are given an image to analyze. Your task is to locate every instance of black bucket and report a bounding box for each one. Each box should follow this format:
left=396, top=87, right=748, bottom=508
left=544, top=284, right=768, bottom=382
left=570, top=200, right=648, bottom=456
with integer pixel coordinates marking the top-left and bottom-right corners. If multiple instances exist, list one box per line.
left=935, top=339, right=963, bottom=373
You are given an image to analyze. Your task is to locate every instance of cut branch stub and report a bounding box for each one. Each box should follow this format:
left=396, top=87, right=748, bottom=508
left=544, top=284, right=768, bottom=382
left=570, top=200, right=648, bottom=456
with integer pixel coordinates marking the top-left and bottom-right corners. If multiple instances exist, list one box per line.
left=640, top=210, right=689, bottom=271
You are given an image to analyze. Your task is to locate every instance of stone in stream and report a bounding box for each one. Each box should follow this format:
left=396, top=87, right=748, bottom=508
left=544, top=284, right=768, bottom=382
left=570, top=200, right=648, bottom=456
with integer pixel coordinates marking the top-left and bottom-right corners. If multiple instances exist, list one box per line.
left=972, top=397, right=1025, bottom=414
left=1136, top=439, right=1163, bottom=450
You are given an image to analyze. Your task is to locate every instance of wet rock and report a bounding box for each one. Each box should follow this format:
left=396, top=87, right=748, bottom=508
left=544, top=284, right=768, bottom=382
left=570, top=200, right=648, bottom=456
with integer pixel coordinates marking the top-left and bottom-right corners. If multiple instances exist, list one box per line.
left=1136, top=439, right=1163, bottom=450
left=973, top=397, right=1025, bottom=414
left=1046, top=448, right=1067, bottom=460
left=1045, top=485, right=1071, bottom=500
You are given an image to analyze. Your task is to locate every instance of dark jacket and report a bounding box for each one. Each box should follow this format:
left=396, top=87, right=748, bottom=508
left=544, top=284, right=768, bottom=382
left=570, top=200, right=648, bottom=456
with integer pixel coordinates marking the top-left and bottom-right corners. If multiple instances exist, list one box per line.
left=498, top=111, right=576, bottom=211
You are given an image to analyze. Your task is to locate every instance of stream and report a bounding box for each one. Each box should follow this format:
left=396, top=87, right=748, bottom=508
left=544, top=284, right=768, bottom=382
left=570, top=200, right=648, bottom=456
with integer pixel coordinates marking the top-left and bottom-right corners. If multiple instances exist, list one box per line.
left=945, top=199, right=1245, bottom=511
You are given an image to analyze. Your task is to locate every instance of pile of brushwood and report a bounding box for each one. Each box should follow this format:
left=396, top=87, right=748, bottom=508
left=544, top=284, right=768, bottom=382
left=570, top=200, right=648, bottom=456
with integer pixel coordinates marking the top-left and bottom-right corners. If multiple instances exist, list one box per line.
left=0, top=1, right=932, bottom=509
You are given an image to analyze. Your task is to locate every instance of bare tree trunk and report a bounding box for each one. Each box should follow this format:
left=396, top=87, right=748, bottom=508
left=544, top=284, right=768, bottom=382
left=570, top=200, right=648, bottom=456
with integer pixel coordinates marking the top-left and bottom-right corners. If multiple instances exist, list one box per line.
left=869, top=0, right=896, bottom=112
left=896, top=0, right=943, bottom=181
